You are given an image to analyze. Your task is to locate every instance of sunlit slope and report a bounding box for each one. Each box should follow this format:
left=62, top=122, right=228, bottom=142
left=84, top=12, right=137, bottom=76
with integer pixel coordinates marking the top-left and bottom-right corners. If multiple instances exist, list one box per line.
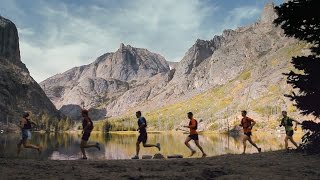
left=97, top=43, right=308, bottom=132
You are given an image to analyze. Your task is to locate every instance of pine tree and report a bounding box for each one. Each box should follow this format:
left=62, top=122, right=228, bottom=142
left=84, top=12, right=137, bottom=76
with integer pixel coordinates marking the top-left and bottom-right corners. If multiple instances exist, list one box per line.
left=274, top=0, right=320, bottom=154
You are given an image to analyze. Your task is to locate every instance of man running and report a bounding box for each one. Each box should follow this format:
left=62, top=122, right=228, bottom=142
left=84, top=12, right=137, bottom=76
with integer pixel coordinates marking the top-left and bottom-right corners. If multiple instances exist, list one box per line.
left=132, top=111, right=160, bottom=159
left=80, top=109, right=100, bottom=159
left=17, top=112, right=42, bottom=155
left=279, top=111, right=301, bottom=151
left=183, top=112, right=206, bottom=157
left=240, top=110, right=261, bottom=154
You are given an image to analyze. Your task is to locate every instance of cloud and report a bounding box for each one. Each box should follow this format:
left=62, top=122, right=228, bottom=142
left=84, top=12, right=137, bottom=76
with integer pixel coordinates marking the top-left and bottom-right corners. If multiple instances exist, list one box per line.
left=16, top=0, right=220, bottom=82
left=2, top=0, right=265, bottom=82
left=17, top=28, right=35, bottom=36
left=222, top=6, right=261, bottom=29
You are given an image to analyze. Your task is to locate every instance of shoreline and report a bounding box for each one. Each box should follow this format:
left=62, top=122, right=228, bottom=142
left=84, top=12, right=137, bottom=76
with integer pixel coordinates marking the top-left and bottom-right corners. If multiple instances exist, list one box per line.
left=3, top=129, right=305, bottom=135
left=1, top=150, right=319, bottom=179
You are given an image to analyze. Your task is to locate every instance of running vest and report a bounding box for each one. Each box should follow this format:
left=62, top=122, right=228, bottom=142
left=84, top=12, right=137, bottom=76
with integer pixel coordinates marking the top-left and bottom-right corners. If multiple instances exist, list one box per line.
left=189, top=119, right=198, bottom=130
left=22, top=118, right=32, bottom=129
left=82, top=117, right=93, bottom=130
left=241, top=117, right=252, bottom=129
left=189, top=119, right=198, bottom=135
left=138, top=117, right=147, bottom=133
left=241, top=117, right=253, bottom=133
left=281, top=117, right=294, bottom=131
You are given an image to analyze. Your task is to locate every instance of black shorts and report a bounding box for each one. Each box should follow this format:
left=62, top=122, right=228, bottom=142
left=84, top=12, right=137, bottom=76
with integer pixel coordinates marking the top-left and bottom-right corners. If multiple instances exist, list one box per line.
left=22, top=129, right=30, bottom=140
left=244, top=132, right=252, bottom=137
left=286, top=130, right=294, bottom=137
left=138, top=133, right=147, bottom=144
left=82, top=130, right=91, bottom=141
left=188, top=134, right=199, bottom=141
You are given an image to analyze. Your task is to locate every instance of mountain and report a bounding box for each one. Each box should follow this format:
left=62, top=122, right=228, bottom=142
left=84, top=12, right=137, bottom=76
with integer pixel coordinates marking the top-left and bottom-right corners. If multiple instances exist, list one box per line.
left=40, top=43, right=172, bottom=119
left=42, top=2, right=309, bottom=131
left=129, top=2, right=309, bottom=130
left=0, top=16, right=59, bottom=124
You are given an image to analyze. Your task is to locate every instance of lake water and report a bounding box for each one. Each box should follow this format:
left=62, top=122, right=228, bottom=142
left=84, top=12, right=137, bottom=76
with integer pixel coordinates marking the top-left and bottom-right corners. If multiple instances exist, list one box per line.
left=0, top=131, right=302, bottom=160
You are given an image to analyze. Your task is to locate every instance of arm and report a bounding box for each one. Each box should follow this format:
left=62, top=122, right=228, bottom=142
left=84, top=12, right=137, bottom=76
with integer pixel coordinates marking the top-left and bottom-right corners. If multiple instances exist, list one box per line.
left=185, top=120, right=196, bottom=129
left=137, top=123, right=146, bottom=130
left=293, top=119, right=301, bottom=125
left=19, top=118, right=25, bottom=129
left=293, top=119, right=301, bottom=130
left=279, top=118, right=283, bottom=127
left=249, top=118, right=256, bottom=129
left=239, top=118, right=243, bottom=127
left=30, top=119, right=38, bottom=126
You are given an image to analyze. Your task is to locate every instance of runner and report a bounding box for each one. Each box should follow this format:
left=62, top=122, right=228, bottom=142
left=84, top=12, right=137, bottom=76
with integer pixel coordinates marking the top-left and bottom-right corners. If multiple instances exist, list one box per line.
left=132, top=111, right=160, bottom=159
left=80, top=109, right=100, bottom=159
left=239, top=110, right=261, bottom=154
left=17, top=112, right=42, bottom=156
left=279, top=111, right=301, bottom=151
left=183, top=112, right=206, bottom=157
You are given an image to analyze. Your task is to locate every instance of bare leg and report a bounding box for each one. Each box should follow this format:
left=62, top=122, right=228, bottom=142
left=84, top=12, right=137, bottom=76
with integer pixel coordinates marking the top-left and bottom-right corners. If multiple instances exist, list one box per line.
left=17, top=140, right=23, bottom=155
left=142, top=143, right=157, bottom=148
left=136, top=141, right=141, bottom=156
left=242, top=136, right=248, bottom=154
left=81, top=140, right=98, bottom=159
left=194, top=140, right=206, bottom=157
left=184, top=137, right=196, bottom=156
left=284, top=136, right=289, bottom=150
left=248, top=138, right=261, bottom=152
left=22, top=140, right=42, bottom=154
left=289, top=137, right=298, bottom=148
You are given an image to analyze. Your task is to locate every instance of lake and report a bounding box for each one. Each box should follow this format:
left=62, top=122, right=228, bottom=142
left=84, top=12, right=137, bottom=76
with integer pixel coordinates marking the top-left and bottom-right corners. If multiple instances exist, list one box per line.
left=0, top=131, right=302, bottom=160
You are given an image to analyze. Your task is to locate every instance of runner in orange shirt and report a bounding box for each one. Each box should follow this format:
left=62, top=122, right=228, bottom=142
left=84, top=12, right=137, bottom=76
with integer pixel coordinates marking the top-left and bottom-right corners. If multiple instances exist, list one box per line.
left=183, top=112, right=206, bottom=157
left=240, top=110, right=261, bottom=154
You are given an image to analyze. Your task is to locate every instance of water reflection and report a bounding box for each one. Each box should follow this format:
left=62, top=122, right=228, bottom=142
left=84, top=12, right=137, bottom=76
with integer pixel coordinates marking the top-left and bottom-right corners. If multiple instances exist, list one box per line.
left=0, top=132, right=302, bottom=160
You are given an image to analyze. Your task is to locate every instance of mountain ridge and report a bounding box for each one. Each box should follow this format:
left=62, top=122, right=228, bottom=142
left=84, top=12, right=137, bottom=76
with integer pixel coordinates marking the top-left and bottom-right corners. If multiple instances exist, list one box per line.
left=41, top=2, right=310, bottom=131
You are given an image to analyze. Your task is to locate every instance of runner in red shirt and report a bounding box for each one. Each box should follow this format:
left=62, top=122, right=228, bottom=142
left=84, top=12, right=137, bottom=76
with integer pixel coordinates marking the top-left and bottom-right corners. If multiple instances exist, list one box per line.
left=240, top=110, right=261, bottom=154
left=184, top=112, right=206, bottom=157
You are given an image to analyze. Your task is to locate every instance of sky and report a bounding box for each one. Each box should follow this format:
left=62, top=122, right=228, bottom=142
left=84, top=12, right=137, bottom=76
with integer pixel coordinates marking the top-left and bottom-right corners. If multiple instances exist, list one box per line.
left=0, top=0, right=283, bottom=82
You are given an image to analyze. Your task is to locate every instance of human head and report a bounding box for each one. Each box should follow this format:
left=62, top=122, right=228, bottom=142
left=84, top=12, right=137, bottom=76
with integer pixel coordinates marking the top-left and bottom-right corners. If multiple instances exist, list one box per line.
left=241, top=110, right=247, bottom=117
left=136, top=111, right=142, bottom=118
left=23, top=112, right=30, bottom=118
left=81, top=109, right=89, bottom=117
left=282, top=111, right=287, bottom=117
left=187, top=112, right=193, bottom=119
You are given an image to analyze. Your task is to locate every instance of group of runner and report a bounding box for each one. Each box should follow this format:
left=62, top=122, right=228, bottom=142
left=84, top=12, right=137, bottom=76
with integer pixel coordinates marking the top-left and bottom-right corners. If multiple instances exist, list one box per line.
left=17, top=109, right=301, bottom=159
left=232, top=110, right=300, bottom=154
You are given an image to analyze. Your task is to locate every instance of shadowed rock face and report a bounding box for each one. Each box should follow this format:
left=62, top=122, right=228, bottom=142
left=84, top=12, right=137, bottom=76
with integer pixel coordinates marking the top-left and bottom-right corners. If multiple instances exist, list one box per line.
left=41, top=3, right=302, bottom=122
left=0, top=16, right=21, bottom=67
left=0, top=16, right=59, bottom=122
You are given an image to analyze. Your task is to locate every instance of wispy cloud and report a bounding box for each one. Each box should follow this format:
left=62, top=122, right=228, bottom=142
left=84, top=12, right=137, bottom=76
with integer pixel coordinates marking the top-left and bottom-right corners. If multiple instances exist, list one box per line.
left=222, top=6, right=261, bottom=29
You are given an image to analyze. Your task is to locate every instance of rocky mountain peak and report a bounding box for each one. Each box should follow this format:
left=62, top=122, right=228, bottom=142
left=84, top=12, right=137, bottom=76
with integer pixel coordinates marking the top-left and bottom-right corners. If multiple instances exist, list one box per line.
left=260, top=2, right=278, bottom=24
left=41, top=43, right=172, bottom=119
left=118, top=43, right=134, bottom=51
left=119, top=43, right=125, bottom=49
left=173, top=31, right=228, bottom=78
left=0, top=16, right=22, bottom=68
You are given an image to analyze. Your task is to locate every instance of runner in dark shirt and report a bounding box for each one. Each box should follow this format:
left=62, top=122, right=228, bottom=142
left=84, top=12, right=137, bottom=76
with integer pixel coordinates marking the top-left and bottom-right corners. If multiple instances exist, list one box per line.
left=80, top=109, right=100, bottom=159
left=132, top=111, right=160, bottom=159
left=17, top=112, right=42, bottom=156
